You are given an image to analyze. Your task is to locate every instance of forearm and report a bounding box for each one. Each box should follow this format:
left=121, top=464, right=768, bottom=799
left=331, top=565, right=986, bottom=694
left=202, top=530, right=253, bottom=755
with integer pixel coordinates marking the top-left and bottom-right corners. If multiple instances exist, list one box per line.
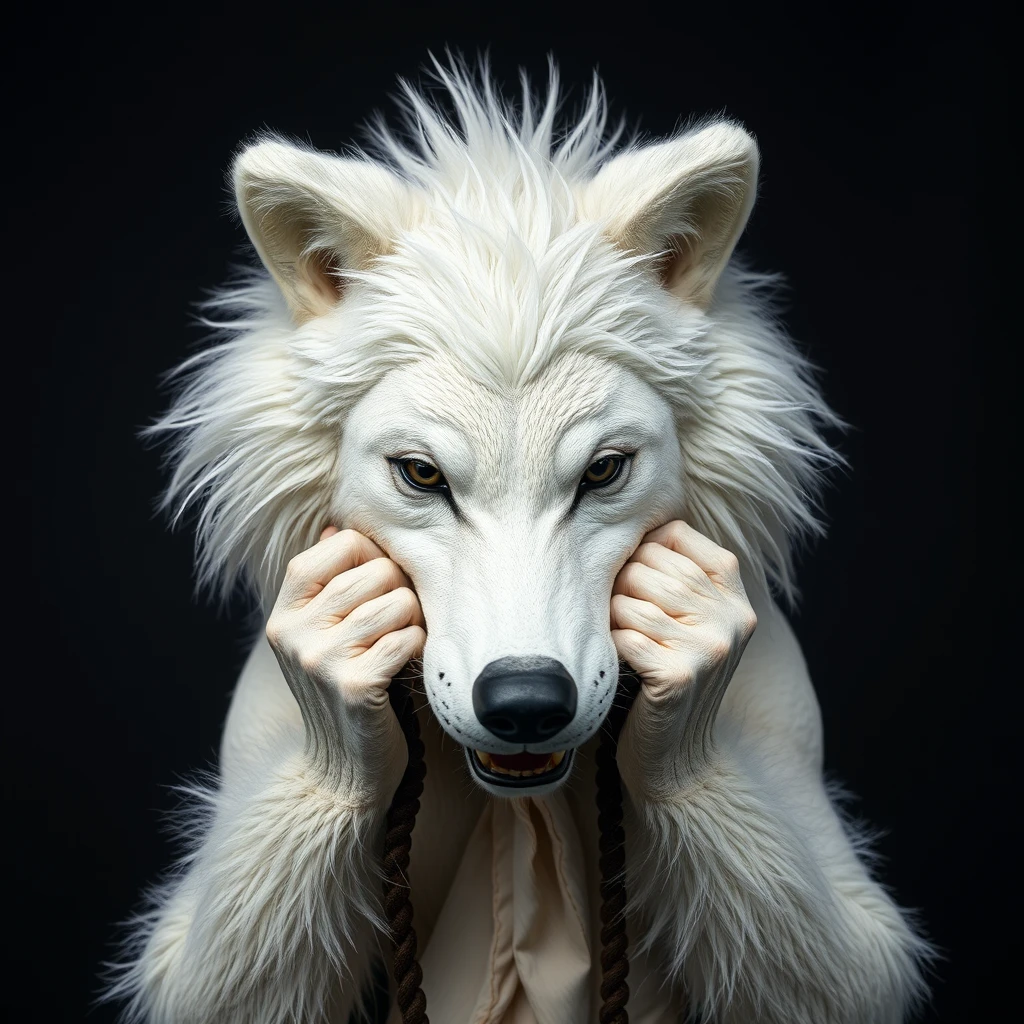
left=626, top=732, right=931, bottom=1024
left=107, top=732, right=384, bottom=1024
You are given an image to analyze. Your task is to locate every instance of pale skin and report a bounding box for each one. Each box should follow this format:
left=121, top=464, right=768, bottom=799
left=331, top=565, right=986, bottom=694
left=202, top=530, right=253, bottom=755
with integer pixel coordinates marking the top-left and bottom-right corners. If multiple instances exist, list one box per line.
left=265, top=519, right=756, bottom=808
left=265, top=525, right=425, bottom=804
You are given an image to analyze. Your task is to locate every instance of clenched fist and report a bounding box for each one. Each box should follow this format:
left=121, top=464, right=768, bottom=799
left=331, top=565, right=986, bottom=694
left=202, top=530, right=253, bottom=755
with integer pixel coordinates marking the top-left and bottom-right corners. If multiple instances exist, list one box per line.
left=266, top=526, right=426, bottom=806
left=610, top=520, right=758, bottom=803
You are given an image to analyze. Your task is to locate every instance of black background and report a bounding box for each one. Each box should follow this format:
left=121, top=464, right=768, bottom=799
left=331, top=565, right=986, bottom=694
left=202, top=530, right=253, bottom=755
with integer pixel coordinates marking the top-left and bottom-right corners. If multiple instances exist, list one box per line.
left=18, top=3, right=995, bottom=1022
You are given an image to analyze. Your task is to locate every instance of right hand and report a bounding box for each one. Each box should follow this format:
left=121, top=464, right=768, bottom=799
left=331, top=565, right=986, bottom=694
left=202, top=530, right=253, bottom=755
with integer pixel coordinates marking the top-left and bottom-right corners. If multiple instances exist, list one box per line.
left=265, top=526, right=426, bottom=805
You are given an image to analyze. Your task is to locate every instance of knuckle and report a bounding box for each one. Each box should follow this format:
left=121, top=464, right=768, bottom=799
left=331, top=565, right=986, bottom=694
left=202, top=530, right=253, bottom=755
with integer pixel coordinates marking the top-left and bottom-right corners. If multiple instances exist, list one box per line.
left=718, top=550, right=741, bottom=574
left=297, top=646, right=324, bottom=676
left=284, top=553, right=307, bottom=580
left=375, top=632, right=406, bottom=661
left=626, top=630, right=653, bottom=655
left=265, top=611, right=297, bottom=650
left=384, top=558, right=407, bottom=587
left=361, top=556, right=401, bottom=590
left=666, top=520, right=686, bottom=543
left=707, top=633, right=733, bottom=663
left=704, top=626, right=737, bottom=667
left=618, top=563, right=641, bottom=594
left=679, top=560, right=705, bottom=585
left=338, top=528, right=366, bottom=549
left=265, top=616, right=283, bottom=647
left=740, top=608, right=758, bottom=638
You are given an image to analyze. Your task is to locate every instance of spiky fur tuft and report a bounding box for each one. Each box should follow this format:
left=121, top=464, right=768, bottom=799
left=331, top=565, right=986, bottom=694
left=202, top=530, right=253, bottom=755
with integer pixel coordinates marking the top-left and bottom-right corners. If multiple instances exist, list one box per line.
left=147, top=59, right=842, bottom=611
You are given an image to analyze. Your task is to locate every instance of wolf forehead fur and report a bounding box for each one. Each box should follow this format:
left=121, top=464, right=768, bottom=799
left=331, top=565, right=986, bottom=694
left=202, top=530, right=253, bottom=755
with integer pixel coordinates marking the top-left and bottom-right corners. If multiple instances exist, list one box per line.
left=153, top=62, right=840, bottom=619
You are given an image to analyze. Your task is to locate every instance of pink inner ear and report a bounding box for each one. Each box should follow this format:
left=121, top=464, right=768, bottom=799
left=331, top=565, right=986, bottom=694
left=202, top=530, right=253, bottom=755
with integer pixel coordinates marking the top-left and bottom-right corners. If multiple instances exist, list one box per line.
left=305, top=249, right=345, bottom=305
left=657, top=243, right=694, bottom=292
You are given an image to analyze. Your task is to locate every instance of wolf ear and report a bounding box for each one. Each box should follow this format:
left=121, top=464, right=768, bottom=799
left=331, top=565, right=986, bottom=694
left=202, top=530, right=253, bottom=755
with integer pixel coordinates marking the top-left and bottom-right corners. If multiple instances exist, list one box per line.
left=233, top=140, right=411, bottom=323
left=579, top=121, right=759, bottom=309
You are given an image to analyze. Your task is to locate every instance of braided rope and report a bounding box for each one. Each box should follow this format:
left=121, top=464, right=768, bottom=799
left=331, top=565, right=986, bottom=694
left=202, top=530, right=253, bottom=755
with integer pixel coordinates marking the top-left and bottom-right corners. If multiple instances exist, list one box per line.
left=595, top=667, right=642, bottom=1024
left=381, top=664, right=647, bottom=1024
left=383, top=665, right=429, bottom=1024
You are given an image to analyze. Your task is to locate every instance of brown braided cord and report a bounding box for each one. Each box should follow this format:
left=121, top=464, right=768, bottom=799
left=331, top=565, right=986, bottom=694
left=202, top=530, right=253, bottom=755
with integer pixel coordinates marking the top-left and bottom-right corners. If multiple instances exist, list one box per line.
left=382, top=662, right=655, bottom=1024
left=595, top=666, right=642, bottom=1024
left=383, top=664, right=429, bottom=1024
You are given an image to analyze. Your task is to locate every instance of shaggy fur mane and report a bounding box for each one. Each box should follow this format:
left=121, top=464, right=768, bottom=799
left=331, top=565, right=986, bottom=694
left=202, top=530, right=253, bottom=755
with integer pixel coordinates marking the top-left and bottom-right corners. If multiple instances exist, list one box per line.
left=150, top=58, right=843, bottom=610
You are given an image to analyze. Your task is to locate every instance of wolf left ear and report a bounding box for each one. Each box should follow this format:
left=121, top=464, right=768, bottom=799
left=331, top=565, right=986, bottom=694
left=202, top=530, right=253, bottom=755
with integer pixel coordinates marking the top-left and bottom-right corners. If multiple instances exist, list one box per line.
left=233, top=140, right=412, bottom=323
left=578, top=121, right=759, bottom=309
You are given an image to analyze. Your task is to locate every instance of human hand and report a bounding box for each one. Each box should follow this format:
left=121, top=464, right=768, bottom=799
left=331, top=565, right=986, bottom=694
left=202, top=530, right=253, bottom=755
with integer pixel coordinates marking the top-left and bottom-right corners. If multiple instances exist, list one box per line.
left=265, top=527, right=426, bottom=805
left=610, top=520, right=757, bottom=802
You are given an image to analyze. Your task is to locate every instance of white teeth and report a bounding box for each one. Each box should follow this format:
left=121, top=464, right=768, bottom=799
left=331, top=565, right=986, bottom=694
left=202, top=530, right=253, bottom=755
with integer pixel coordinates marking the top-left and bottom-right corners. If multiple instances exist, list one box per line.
left=474, top=750, right=569, bottom=777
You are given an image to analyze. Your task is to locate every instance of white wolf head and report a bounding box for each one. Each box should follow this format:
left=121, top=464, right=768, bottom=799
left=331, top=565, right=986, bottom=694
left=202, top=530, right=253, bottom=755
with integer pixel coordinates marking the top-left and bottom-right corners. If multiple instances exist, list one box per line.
left=153, top=62, right=840, bottom=795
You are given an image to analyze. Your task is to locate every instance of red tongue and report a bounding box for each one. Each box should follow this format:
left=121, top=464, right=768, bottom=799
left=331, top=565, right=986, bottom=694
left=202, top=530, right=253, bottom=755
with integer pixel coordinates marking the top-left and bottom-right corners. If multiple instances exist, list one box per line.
left=490, top=751, right=552, bottom=770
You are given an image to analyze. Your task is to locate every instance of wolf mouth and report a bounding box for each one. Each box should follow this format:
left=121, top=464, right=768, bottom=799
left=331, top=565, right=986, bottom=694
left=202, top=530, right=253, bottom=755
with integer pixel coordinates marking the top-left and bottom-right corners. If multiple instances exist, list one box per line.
left=465, top=747, right=575, bottom=788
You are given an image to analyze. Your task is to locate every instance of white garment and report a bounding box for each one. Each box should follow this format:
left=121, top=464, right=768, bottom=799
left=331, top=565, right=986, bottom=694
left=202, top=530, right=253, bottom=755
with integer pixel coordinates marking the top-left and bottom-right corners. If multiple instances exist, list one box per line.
left=391, top=773, right=682, bottom=1024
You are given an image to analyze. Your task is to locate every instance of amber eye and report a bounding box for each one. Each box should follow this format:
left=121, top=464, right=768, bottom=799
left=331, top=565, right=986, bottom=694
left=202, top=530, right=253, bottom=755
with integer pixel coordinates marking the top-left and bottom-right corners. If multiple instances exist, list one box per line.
left=398, top=458, right=447, bottom=490
left=582, top=456, right=625, bottom=488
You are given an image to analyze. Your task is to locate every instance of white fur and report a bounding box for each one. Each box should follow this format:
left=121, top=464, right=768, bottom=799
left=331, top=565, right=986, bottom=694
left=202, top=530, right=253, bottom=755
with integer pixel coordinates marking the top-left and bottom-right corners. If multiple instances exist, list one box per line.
left=624, top=597, right=934, bottom=1023
left=105, top=727, right=386, bottom=1023
left=108, top=59, right=934, bottom=1022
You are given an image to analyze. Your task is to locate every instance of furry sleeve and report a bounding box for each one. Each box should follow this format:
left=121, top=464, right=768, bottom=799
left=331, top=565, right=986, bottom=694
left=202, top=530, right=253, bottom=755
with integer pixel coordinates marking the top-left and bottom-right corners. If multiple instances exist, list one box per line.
left=105, top=729, right=384, bottom=1024
left=626, top=740, right=932, bottom=1023
left=624, top=606, right=934, bottom=1024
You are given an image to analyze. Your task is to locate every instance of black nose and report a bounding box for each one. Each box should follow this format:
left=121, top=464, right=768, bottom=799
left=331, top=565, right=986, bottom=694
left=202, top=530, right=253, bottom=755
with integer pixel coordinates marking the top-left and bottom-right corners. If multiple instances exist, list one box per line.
left=472, top=656, right=578, bottom=744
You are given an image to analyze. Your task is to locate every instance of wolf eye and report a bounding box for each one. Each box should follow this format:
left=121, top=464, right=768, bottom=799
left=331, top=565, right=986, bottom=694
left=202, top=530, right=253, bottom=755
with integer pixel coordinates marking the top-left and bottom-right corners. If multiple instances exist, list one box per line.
left=581, top=456, right=627, bottom=489
left=395, top=458, right=447, bottom=491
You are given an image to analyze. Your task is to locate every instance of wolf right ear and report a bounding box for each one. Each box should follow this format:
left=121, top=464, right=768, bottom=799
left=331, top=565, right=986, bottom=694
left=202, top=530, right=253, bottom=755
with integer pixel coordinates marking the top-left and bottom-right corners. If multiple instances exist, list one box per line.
left=578, top=121, right=759, bottom=309
left=233, top=140, right=412, bottom=324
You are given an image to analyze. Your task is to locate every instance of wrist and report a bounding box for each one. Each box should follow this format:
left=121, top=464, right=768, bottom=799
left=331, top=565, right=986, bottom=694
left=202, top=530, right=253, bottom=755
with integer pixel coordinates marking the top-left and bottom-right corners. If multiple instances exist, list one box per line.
left=300, top=687, right=347, bottom=787
left=270, top=748, right=389, bottom=819
left=302, top=693, right=407, bottom=808
left=619, top=745, right=722, bottom=806
left=617, top=684, right=725, bottom=805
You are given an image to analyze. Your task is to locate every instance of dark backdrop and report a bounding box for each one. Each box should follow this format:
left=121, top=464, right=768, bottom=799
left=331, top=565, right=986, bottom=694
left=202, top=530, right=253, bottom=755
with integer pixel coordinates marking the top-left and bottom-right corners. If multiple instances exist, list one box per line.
left=19, top=4, right=993, bottom=1021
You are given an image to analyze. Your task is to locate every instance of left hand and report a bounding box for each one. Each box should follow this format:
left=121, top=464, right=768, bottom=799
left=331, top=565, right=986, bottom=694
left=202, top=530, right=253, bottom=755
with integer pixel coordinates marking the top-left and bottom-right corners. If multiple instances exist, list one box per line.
left=610, top=520, right=758, bottom=802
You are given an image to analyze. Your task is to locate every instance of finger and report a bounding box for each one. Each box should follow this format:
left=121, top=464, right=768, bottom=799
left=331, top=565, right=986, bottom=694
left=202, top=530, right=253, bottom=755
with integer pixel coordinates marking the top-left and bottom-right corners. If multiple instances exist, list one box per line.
left=626, top=541, right=718, bottom=590
left=611, top=627, right=677, bottom=683
left=308, top=557, right=411, bottom=624
left=642, top=521, right=743, bottom=591
left=613, top=551, right=715, bottom=607
left=358, top=624, right=427, bottom=686
left=336, top=587, right=424, bottom=652
left=320, top=525, right=339, bottom=542
left=279, top=529, right=387, bottom=608
left=610, top=593, right=681, bottom=644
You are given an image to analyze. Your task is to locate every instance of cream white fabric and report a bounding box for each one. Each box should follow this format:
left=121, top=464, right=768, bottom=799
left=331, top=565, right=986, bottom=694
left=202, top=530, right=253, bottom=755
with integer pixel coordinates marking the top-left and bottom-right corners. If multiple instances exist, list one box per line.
left=393, top=769, right=681, bottom=1024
